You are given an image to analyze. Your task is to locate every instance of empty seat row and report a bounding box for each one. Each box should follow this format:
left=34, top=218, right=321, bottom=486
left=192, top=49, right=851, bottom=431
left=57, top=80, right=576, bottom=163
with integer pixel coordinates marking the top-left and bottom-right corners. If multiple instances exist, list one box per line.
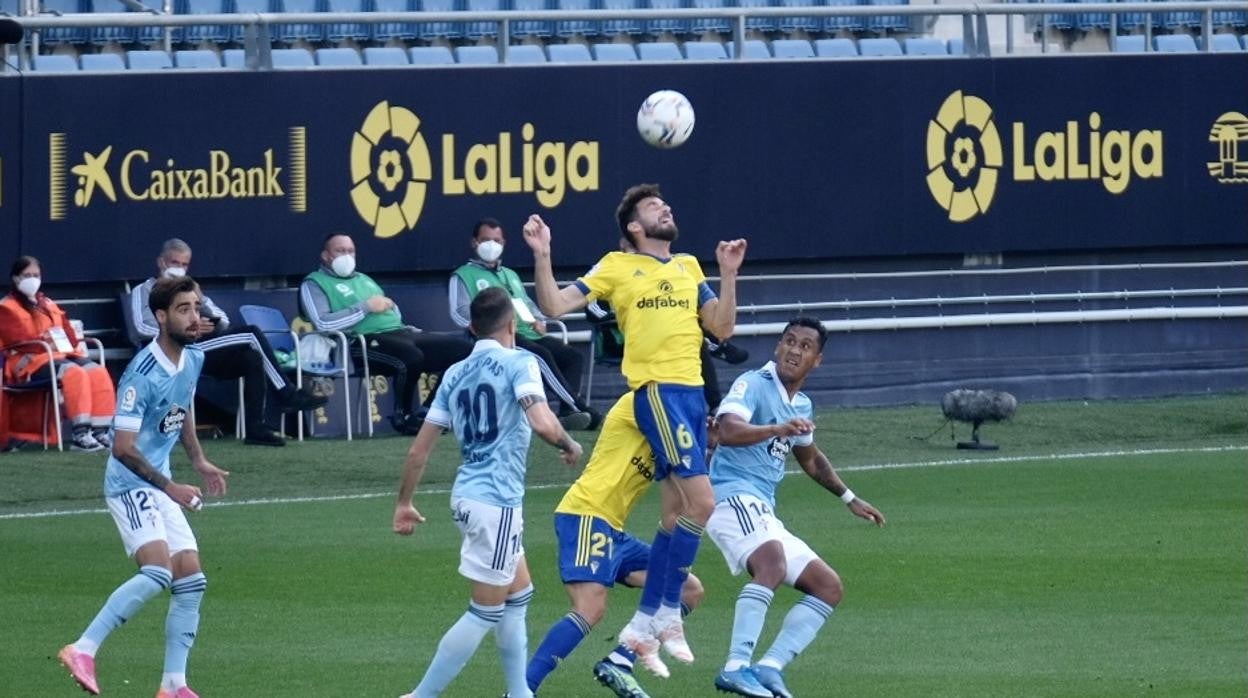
left=1040, top=0, right=1248, bottom=32
left=1114, top=32, right=1248, bottom=52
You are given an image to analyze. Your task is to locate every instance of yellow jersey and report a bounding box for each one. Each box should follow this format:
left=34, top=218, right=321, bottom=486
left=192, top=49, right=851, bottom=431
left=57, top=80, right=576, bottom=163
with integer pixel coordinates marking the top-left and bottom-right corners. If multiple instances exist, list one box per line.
left=574, top=251, right=713, bottom=390
left=555, top=393, right=655, bottom=530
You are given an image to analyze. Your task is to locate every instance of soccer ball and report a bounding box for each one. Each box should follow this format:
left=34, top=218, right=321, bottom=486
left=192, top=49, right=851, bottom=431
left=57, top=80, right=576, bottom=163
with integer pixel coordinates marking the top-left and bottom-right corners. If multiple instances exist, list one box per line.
left=637, top=90, right=695, bottom=149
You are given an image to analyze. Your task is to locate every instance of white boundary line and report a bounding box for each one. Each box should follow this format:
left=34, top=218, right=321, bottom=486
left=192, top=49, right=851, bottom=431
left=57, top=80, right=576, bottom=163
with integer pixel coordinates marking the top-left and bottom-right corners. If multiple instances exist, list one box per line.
left=2, top=445, right=1244, bottom=521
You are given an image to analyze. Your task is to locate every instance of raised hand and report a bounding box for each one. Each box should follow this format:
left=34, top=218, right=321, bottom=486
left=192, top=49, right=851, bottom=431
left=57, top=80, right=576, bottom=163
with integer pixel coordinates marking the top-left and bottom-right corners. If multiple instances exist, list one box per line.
left=715, top=238, right=747, bottom=275
left=522, top=214, right=552, bottom=255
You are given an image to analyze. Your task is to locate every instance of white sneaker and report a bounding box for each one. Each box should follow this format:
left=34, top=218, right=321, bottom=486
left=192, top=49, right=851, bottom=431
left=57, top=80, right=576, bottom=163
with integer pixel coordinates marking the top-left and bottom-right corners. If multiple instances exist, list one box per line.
left=70, top=431, right=105, bottom=452
left=91, top=429, right=112, bottom=449
left=654, top=616, right=695, bottom=664
left=619, top=621, right=669, bottom=679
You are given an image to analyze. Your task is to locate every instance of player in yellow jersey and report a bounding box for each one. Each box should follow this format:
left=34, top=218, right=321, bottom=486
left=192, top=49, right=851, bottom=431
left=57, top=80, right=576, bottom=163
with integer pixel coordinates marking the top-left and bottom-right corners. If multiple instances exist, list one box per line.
left=523, top=184, right=746, bottom=682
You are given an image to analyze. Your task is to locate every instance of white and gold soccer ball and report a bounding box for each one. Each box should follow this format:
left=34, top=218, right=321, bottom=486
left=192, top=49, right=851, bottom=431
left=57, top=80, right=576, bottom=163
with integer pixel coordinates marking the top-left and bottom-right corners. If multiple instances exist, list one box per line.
left=637, top=90, right=695, bottom=149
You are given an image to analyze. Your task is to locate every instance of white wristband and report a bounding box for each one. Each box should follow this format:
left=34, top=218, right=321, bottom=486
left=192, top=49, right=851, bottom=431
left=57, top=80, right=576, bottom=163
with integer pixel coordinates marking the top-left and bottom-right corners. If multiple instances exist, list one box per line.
left=840, top=489, right=856, bottom=505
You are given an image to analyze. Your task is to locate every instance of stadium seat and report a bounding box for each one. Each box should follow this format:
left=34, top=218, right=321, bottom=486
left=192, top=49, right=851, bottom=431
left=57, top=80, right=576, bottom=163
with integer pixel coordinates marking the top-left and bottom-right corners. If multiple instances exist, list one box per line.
left=947, top=37, right=965, bottom=55
left=1159, top=8, right=1200, bottom=30
left=865, top=0, right=910, bottom=33
left=464, top=0, right=504, bottom=40
left=271, top=47, right=315, bottom=68
left=646, top=0, right=688, bottom=37
left=683, top=40, right=727, bottom=59
left=689, top=0, right=731, bottom=36
left=1117, top=10, right=1150, bottom=31
left=222, top=47, right=246, bottom=67
left=180, top=0, right=231, bottom=45
left=455, top=45, right=499, bottom=63
left=363, top=46, right=410, bottom=64
left=637, top=40, right=684, bottom=60
left=727, top=38, right=771, bottom=59
left=777, top=0, right=820, bottom=34
left=823, top=0, right=864, bottom=32
left=903, top=37, right=947, bottom=56
left=315, top=47, right=364, bottom=65
left=1039, top=0, right=1074, bottom=31
left=231, top=0, right=272, bottom=43
left=126, top=49, right=173, bottom=69
left=87, top=0, right=136, bottom=44
left=37, top=0, right=88, bottom=46
left=592, top=42, right=638, bottom=60
left=80, top=52, right=127, bottom=70
left=858, top=37, right=903, bottom=56
left=0, top=0, right=20, bottom=15
left=276, top=0, right=325, bottom=43
left=370, top=0, right=419, bottom=41
left=813, top=37, right=856, bottom=57
left=771, top=38, right=814, bottom=59
left=735, top=0, right=777, bottom=33
left=1208, top=33, right=1244, bottom=51
left=1114, top=34, right=1147, bottom=52
left=505, top=44, right=548, bottom=62
left=417, top=0, right=464, bottom=39
left=600, top=0, right=643, bottom=37
left=511, top=0, right=554, bottom=37
left=324, top=0, right=370, bottom=42
left=1074, top=0, right=1110, bottom=30
left=0, top=341, right=71, bottom=451
left=408, top=45, right=455, bottom=64
left=546, top=42, right=593, bottom=61
left=555, top=0, right=597, bottom=37
left=1153, top=33, right=1198, bottom=52
left=174, top=49, right=223, bottom=68
left=32, top=53, right=80, bottom=70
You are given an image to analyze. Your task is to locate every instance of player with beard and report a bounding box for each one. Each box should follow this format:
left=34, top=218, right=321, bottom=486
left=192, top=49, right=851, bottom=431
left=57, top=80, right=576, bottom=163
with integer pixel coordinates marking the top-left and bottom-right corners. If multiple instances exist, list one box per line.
left=523, top=184, right=746, bottom=683
left=58, top=276, right=230, bottom=698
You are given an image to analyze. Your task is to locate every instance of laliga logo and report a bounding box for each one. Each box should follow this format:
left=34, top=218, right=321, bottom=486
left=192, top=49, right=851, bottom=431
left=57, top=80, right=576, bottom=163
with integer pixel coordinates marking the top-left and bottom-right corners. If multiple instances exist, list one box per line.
left=926, top=91, right=1003, bottom=222
left=350, top=101, right=433, bottom=239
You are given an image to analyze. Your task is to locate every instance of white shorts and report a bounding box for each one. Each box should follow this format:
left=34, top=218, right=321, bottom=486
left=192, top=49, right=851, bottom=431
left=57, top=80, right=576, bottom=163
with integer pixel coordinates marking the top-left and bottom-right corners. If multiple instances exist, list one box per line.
left=452, top=498, right=524, bottom=586
left=106, top=487, right=198, bottom=558
left=707, top=494, right=818, bottom=587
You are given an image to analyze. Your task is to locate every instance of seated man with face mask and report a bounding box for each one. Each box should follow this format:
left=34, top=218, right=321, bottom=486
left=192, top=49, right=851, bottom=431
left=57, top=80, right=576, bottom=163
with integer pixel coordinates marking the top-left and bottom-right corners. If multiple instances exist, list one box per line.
left=301, top=232, right=473, bottom=435
left=129, top=238, right=327, bottom=447
left=449, top=218, right=599, bottom=431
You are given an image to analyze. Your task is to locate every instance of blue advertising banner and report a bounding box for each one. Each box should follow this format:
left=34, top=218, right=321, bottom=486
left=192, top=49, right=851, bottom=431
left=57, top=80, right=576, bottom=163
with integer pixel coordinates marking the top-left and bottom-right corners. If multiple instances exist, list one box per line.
left=0, top=75, right=19, bottom=265
left=15, top=54, right=1248, bottom=282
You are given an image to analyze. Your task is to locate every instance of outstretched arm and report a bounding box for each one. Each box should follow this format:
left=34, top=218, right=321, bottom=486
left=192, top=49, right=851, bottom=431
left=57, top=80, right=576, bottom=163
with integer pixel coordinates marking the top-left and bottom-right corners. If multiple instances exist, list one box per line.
left=522, top=214, right=589, bottom=318
left=716, top=413, right=815, bottom=448
left=698, top=239, right=747, bottom=339
left=792, top=443, right=885, bottom=526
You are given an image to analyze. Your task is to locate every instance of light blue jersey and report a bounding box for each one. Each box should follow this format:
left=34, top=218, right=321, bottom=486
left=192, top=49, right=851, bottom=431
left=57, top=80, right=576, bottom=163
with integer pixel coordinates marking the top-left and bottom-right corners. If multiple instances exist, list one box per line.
left=104, top=342, right=204, bottom=497
left=710, top=361, right=815, bottom=509
left=426, top=339, right=546, bottom=508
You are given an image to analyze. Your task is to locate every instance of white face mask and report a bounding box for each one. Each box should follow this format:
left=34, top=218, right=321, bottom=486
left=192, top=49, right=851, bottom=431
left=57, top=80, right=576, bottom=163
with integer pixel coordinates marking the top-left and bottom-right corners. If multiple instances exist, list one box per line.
left=162, top=265, right=187, bottom=279
left=16, top=277, right=40, bottom=297
left=331, top=254, right=356, bottom=278
left=477, top=240, right=504, bottom=264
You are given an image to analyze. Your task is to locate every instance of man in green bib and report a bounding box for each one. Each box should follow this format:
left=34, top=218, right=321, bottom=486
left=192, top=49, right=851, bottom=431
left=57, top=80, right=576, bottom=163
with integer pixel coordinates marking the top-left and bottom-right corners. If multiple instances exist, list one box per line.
left=300, top=233, right=472, bottom=435
left=449, top=218, right=598, bottom=431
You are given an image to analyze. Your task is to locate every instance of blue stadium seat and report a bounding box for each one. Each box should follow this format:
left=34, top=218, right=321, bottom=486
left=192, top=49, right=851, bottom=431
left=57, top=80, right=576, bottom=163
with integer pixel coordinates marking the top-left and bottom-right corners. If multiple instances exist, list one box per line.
left=418, top=0, right=464, bottom=39
left=1114, top=34, right=1146, bottom=52
left=903, top=37, right=946, bottom=56
left=179, top=0, right=230, bottom=45
left=363, top=46, right=410, bottom=64
left=735, top=0, right=777, bottom=32
left=276, top=0, right=325, bottom=43
left=133, top=0, right=169, bottom=44
left=777, top=0, right=820, bottom=34
left=823, top=0, right=863, bottom=32
left=1208, top=33, right=1244, bottom=51
left=511, top=0, right=553, bottom=37
left=1074, top=0, right=1110, bottom=30
left=232, top=0, right=273, bottom=43
left=646, top=0, right=688, bottom=37
left=408, top=45, right=454, bottom=64
left=858, top=37, right=902, bottom=56
left=0, top=0, right=20, bottom=15
left=546, top=42, right=593, bottom=61
left=174, top=48, right=223, bottom=67
left=1039, top=0, right=1073, bottom=31
left=455, top=45, right=499, bottom=63
left=683, top=39, right=726, bottom=59
left=38, top=0, right=88, bottom=46
left=87, top=0, right=136, bottom=44
left=727, top=38, right=771, bottom=58
left=464, top=0, right=503, bottom=40
left=126, top=48, right=173, bottom=68
left=601, top=0, right=643, bottom=36
left=316, top=46, right=364, bottom=65
left=371, top=0, right=419, bottom=41
left=1159, top=7, right=1200, bottom=30
left=592, top=42, right=638, bottom=59
left=689, top=0, right=730, bottom=35
left=32, top=53, right=80, bottom=70
left=80, top=52, right=127, bottom=70
left=947, top=37, right=965, bottom=55
left=1153, top=33, right=1197, bottom=52
left=324, top=0, right=370, bottom=42
left=771, top=38, right=814, bottom=58
left=813, top=37, right=856, bottom=57
left=222, top=47, right=245, bottom=67
left=637, top=40, right=683, bottom=60
left=865, top=0, right=909, bottom=32
left=555, top=0, right=597, bottom=37
left=1213, top=4, right=1247, bottom=28
left=271, top=46, right=315, bottom=67
left=505, top=43, right=548, bottom=62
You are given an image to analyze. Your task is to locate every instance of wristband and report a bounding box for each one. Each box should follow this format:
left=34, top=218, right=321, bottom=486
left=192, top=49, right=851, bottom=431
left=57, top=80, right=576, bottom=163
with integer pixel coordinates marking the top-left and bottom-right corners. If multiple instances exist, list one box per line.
left=840, top=489, right=856, bottom=505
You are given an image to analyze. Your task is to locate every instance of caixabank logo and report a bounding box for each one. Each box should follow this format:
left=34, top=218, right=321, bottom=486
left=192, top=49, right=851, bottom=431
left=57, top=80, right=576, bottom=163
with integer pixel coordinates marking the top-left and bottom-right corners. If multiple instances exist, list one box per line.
left=48, top=128, right=307, bottom=221
left=350, top=101, right=600, bottom=238
left=926, top=90, right=1164, bottom=222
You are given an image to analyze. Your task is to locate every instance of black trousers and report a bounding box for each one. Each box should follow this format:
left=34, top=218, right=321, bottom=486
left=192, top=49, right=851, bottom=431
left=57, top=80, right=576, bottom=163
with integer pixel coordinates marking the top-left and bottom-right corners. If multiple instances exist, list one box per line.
left=517, top=335, right=586, bottom=410
left=195, top=325, right=288, bottom=427
left=352, top=328, right=472, bottom=414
